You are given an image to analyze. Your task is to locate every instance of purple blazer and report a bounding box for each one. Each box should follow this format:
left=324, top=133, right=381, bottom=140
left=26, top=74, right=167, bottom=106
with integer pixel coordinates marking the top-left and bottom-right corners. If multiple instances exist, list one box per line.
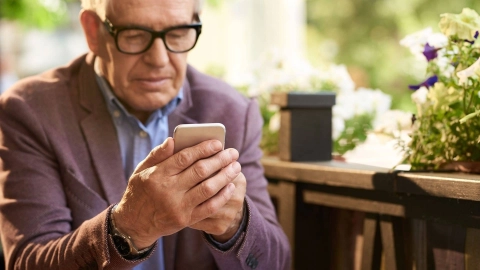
left=0, top=53, right=291, bottom=269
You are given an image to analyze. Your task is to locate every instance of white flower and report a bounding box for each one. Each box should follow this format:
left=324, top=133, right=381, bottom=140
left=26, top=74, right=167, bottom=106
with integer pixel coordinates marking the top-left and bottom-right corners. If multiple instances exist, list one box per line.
left=332, top=116, right=345, bottom=140
left=411, top=86, right=429, bottom=104
left=434, top=49, right=455, bottom=78
left=328, top=65, right=356, bottom=93
left=439, top=8, right=480, bottom=40
left=374, top=110, right=413, bottom=134
left=400, top=27, right=448, bottom=60
left=316, top=64, right=355, bottom=93
left=457, top=57, right=480, bottom=85
left=333, top=93, right=356, bottom=120
left=333, top=88, right=391, bottom=124
left=268, top=112, right=281, bottom=133
left=428, top=33, right=449, bottom=48
left=400, top=27, right=433, bottom=50
left=354, top=88, right=392, bottom=116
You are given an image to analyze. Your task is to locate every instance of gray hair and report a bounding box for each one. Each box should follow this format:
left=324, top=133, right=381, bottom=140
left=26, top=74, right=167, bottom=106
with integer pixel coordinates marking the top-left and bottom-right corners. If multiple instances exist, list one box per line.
left=81, top=0, right=107, bottom=20
left=81, top=0, right=203, bottom=20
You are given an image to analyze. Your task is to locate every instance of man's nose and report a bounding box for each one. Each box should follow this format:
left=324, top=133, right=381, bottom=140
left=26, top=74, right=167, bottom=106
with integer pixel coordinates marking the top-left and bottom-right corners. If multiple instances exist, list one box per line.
left=142, top=38, right=169, bottom=67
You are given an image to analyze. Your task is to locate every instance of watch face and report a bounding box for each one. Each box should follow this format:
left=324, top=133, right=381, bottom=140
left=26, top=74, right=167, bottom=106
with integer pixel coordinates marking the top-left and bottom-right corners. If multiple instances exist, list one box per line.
left=112, top=235, right=131, bottom=256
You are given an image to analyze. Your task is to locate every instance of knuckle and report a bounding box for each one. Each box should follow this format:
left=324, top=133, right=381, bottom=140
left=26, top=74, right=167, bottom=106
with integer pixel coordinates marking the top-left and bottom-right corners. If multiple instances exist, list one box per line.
left=140, top=166, right=156, bottom=179
left=200, top=180, right=216, bottom=198
left=172, top=214, right=188, bottom=228
left=221, top=187, right=233, bottom=201
left=150, top=149, right=160, bottom=161
left=198, top=143, right=211, bottom=156
left=175, top=151, right=191, bottom=167
left=205, top=201, right=218, bottom=216
left=193, top=161, right=210, bottom=179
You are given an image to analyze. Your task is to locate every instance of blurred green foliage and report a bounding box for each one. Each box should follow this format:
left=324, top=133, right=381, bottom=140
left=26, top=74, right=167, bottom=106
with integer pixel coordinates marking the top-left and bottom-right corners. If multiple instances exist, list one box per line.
left=306, top=0, right=480, bottom=112
left=0, top=0, right=74, bottom=29
left=334, top=113, right=374, bottom=154
left=0, top=0, right=221, bottom=29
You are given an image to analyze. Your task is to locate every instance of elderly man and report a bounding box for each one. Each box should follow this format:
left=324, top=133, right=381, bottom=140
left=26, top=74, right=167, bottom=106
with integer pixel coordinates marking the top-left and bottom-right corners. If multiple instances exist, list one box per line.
left=0, top=0, right=290, bottom=269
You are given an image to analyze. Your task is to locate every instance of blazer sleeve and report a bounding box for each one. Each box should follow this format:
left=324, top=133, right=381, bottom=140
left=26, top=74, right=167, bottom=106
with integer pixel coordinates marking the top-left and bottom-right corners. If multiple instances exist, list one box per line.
left=205, top=98, right=292, bottom=270
left=0, top=92, right=152, bottom=269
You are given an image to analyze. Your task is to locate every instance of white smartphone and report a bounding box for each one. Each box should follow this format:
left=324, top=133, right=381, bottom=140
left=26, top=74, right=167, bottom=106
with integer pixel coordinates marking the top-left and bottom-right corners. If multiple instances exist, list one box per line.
left=173, top=123, right=226, bottom=153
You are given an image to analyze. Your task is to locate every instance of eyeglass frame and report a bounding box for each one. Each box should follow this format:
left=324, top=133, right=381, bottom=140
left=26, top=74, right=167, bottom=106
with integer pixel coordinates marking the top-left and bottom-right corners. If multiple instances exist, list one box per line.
left=102, top=14, right=202, bottom=55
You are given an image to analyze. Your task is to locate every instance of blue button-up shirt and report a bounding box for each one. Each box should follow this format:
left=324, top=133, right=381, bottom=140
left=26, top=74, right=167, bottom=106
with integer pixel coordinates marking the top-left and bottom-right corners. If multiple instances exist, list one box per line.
left=95, top=70, right=182, bottom=270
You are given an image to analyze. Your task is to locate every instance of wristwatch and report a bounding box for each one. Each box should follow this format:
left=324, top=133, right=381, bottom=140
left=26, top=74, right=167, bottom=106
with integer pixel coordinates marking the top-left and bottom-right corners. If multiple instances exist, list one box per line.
left=109, top=205, right=153, bottom=260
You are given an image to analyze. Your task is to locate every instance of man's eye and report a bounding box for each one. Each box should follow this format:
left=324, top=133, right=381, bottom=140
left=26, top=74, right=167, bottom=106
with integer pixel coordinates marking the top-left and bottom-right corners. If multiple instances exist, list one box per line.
left=125, top=34, right=145, bottom=40
left=121, top=30, right=149, bottom=41
left=167, top=29, right=189, bottom=39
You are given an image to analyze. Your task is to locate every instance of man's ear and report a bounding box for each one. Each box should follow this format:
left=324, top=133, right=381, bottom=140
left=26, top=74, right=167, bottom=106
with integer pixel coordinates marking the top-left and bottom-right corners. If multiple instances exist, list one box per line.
left=80, top=10, right=101, bottom=54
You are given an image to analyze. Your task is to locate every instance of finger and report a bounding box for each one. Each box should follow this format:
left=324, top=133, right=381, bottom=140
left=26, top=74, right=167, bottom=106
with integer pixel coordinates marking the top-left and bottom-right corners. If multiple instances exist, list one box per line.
left=167, top=140, right=227, bottom=175
left=185, top=161, right=241, bottom=207
left=190, top=182, right=236, bottom=224
left=134, top=137, right=174, bottom=173
left=177, top=148, right=239, bottom=190
left=189, top=216, right=231, bottom=235
left=190, top=201, right=244, bottom=233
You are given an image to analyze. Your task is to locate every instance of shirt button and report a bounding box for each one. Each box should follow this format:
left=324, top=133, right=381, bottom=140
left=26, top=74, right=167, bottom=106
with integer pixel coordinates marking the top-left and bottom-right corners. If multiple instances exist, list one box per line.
left=113, top=110, right=121, bottom=118
left=139, top=131, right=148, bottom=138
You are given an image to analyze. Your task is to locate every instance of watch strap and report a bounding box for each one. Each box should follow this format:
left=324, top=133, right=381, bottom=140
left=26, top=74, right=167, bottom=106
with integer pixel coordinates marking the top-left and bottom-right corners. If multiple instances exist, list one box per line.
left=109, top=205, right=154, bottom=259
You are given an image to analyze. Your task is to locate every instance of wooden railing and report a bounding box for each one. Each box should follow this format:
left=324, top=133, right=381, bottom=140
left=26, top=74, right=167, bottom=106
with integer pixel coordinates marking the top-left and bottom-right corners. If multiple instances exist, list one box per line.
left=263, top=156, right=480, bottom=270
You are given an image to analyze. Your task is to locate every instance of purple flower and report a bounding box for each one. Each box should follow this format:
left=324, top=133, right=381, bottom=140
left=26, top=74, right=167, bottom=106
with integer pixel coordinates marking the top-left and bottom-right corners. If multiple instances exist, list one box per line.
left=423, top=43, right=439, bottom=61
left=465, top=31, right=479, bottom=44
left=409, top=75, right=438, bottom=90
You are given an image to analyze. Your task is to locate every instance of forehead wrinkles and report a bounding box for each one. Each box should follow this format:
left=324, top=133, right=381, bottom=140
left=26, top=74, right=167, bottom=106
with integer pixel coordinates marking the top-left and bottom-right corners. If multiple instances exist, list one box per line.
left=106, top=0, right=195, bottom=17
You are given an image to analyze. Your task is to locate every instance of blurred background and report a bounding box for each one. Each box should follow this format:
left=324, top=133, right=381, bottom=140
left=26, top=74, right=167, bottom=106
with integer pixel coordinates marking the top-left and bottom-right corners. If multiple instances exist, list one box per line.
left=2, top=0, right=480, bottom=111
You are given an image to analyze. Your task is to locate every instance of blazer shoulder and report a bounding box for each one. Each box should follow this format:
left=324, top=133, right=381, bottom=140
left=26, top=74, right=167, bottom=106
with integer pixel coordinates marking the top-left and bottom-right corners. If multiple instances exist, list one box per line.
left=1, top=54, right=87, bottom=106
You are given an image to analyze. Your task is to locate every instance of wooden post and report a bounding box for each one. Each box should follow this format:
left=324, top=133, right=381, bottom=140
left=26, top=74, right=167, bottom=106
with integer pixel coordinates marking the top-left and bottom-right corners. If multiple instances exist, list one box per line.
left=268, top=181, right=296, bottom=269
left=361, top=213, right=379, bottom=270
left=465, top=228, right=480, bottom=270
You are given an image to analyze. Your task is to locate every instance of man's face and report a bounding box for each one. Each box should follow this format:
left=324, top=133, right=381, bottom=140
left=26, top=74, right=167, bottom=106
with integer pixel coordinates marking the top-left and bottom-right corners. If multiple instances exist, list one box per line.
left=96, top=0, right=196, bottom=121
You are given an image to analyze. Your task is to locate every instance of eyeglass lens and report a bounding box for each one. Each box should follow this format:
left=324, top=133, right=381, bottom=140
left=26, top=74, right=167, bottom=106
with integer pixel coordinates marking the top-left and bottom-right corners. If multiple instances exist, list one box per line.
left=117, top=27, right=198, bottom=53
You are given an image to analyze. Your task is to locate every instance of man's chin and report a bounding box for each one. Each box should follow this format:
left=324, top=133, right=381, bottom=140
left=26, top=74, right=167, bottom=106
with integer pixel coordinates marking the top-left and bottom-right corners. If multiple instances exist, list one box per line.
left=134, top=96, right=173, bottom=110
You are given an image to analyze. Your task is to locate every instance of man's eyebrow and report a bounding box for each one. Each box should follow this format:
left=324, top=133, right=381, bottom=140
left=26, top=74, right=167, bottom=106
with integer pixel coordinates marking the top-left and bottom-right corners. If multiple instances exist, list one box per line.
left=113, top=20, right=195, bottom=30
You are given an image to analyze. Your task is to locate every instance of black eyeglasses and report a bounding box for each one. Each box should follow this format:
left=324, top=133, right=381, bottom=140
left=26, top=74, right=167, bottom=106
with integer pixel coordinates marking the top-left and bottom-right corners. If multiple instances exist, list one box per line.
left=102, top=15, right=202, bottom=54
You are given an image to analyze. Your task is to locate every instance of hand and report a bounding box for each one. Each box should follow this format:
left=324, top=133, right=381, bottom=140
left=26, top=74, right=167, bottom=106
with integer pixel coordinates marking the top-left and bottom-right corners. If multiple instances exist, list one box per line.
left=112, top=137, right=241, bottom=249
left=189, top=172, right=246, bottom=243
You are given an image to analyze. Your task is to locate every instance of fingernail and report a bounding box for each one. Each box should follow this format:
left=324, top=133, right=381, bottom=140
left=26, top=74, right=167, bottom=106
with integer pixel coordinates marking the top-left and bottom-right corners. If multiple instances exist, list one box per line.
left=159, top=138, right=169, bottom=150
left=229, top=148, right=239, bottom=159
left=227, top=183, right=236, bottom=193
left=232, top=162, right=241, bottom=173
left=211, top=140, right=222, bottom=151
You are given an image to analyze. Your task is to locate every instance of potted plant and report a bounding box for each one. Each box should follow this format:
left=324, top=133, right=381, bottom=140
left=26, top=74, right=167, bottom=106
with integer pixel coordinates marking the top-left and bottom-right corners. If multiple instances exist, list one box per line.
left=401, top=8, right=480, bottom=172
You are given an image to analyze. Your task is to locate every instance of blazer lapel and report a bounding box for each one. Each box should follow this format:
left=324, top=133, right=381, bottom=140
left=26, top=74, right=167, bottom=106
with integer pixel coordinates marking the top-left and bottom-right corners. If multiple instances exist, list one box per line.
left=77, top=54, right=127, bottom=204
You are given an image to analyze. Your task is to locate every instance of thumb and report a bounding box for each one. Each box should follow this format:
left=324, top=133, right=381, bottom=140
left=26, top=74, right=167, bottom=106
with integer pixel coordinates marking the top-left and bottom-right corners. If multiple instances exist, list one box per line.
left=134, top=137, right=174, bottom=173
